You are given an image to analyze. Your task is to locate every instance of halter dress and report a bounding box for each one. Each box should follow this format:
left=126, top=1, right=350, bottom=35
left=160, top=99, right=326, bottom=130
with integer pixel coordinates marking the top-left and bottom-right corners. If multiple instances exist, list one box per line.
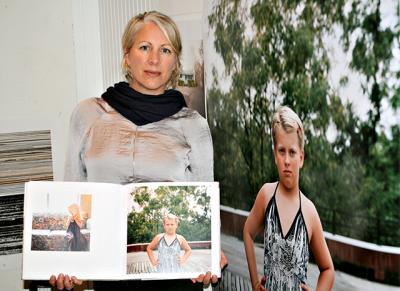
left=157, top=235, right=182, bottom=273
left=264, top=183, right=309, bottom=290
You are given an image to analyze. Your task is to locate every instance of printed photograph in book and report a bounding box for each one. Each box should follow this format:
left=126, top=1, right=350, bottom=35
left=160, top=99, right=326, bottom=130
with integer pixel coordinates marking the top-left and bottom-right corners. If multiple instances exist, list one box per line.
left=126, top=185, right=212, bottom=275
left=23, top=181, right=220, bottom=281
left=30, top=192, right=92, bottom=252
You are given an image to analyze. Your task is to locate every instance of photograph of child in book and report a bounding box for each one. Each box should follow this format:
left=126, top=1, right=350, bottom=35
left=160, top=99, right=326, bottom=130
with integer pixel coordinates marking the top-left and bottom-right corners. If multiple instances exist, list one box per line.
left=243, top=106, right=335, bottom=291
left=30, top=193, right=92, bottom=252
left=125, top=184, right=214, bottom=277
left=147, top=214, right=191, bottom=273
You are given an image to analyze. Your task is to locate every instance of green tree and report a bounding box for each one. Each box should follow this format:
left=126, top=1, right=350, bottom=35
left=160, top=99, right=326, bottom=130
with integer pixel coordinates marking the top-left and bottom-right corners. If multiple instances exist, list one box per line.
left=127, top=186, right=211, bottom=244
left=208, top=0, right=399, bottom=246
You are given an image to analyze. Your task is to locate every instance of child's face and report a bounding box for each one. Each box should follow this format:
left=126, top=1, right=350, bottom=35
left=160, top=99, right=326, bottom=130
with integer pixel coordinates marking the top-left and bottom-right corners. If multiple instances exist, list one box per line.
left=163, top=218, right=178, bottom=235
left=274, top=127, right=304, bottom=190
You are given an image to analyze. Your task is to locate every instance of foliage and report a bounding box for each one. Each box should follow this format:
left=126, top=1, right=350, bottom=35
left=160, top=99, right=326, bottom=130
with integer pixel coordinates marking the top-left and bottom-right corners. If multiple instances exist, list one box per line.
left=208, top=0, right=399, bottom=246
left=127, top=186, right=211, bottom=244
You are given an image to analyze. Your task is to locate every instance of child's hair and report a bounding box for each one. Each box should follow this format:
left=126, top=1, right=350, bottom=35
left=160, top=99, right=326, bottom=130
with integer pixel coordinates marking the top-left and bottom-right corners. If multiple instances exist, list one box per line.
left=272, top=106, right=304, bottom=150
left=163, top=213, right=179, bottom=225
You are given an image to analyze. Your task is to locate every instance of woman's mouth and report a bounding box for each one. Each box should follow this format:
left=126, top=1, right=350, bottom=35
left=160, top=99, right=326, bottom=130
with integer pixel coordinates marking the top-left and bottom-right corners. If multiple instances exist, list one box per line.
left=144, top=70, right=161, bottom=77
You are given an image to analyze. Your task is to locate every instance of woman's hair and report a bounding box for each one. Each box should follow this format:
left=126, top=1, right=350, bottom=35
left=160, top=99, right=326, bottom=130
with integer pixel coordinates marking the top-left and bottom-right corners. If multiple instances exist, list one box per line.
left=68, top=203, right=83, bottom=224
left=121, top=10, right=182, bottom=88
left=272, top=106, right=304, bottom=150
left=163, top=213, right=179, bottom=225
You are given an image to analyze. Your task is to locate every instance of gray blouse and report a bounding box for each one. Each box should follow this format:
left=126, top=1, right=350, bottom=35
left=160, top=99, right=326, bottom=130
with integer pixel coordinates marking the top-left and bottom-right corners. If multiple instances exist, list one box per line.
left=64, top=98, right=213, bottom=183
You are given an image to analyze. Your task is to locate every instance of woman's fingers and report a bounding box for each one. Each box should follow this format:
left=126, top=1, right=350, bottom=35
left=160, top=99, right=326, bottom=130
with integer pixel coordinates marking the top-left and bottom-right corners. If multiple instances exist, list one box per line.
left=220, top=250, right=228, bottom=269
left=64, top=275, right=74, bottom=290
left=211, top=274, right=218, bottom=284
left=202, top=271, right=212, bottom=287
left=71, top=276, right=83, bottom=286
left=192, top=273, right=204, bottom=284
left=49, top=275, right=56, bottom=287
left=56, top=273, right=64, bottom=290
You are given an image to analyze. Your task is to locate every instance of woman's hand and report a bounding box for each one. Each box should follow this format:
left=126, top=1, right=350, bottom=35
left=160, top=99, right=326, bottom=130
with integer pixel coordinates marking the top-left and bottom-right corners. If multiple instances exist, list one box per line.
left=191, top=250, right=228, bottom=287
left=49, top=274, right=82, bottom=290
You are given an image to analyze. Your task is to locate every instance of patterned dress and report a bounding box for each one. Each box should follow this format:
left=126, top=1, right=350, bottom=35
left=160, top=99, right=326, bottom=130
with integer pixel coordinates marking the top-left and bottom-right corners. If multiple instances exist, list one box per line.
left=264, top=183, right=309, bottom=290
left=157, top=235, right=182, bottom=273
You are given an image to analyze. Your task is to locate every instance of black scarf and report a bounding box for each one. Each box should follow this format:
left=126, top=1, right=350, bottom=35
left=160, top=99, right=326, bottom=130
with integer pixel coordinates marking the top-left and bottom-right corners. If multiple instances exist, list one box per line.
left=102, top=82, right=187, bottom=126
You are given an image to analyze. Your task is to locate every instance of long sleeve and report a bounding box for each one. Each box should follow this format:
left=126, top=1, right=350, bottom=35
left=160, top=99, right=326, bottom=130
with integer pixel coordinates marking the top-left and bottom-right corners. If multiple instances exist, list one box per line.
left=63, top=98, right=103, bottom=181
left=180, top=110, right=214, bottom=182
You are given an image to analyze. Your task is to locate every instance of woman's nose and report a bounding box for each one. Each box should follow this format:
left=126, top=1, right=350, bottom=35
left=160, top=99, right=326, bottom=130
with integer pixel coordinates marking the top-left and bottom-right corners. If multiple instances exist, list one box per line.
left=148, top=49, right=160, bottom=65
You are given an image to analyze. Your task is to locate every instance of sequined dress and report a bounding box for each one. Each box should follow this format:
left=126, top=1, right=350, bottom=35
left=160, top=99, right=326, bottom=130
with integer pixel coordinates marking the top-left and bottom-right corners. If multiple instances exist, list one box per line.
left=264, top=183, right=309, bottom=290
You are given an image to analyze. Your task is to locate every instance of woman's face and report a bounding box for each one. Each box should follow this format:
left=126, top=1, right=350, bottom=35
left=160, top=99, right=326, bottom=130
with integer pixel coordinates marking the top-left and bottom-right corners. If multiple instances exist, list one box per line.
left=125, top=21, right=177, bottom=95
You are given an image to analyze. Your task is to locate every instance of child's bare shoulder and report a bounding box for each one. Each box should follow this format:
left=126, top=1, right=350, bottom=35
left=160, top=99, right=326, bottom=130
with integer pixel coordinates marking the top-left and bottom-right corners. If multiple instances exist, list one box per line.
left=301, top=194, right=318, bottom=217
left=300, top=193, right=321, bottom=236
left=177, top=234, right=186, bottom=242
left=256, top=182, right=278, bottom=207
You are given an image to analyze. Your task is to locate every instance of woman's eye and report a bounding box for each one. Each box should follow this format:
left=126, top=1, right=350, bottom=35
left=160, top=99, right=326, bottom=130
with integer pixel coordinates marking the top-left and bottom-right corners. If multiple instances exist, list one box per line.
left=161, top=47, right=172, bottom=54
left=139, top=45, right=150, bottom=51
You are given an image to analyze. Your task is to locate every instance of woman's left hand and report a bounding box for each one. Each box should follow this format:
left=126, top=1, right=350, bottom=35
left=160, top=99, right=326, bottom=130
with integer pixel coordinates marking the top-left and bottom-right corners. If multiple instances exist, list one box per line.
left=191, top=250, right=228, bottom=287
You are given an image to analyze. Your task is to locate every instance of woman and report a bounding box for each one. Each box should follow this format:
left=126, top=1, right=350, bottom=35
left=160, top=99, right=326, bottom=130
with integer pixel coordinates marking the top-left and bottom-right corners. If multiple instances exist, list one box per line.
left=65, top=204, right=88, bottom=252
left=50, top=11, right=223, bottom=290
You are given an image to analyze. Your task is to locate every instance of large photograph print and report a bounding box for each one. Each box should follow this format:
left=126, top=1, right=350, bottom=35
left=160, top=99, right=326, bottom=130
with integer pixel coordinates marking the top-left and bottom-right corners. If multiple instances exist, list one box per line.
left=205, top=0, right=400, bottom=288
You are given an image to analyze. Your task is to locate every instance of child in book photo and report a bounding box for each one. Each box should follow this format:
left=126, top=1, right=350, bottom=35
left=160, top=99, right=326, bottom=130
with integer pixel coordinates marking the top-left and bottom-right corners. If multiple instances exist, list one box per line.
left=65, top=203, right=88, bottom=252
left=243, top=106, right=335, bottom=291
left=147, top=213, right=191, bottom=273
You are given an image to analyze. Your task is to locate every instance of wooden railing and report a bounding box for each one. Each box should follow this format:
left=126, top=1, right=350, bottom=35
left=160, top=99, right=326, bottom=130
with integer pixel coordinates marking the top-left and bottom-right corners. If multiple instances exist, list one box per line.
left=220, top=205, right=400, bottom=285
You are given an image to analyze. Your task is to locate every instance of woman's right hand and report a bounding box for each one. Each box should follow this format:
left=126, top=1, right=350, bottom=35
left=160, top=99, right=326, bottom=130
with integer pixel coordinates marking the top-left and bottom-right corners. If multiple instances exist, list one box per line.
left=49, top=274, right=82, bottom=290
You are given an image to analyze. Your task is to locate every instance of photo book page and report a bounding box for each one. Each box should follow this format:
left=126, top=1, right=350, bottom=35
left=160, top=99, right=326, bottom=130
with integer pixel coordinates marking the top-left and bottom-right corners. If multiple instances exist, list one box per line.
left=23, top=181, right=220, bottom=280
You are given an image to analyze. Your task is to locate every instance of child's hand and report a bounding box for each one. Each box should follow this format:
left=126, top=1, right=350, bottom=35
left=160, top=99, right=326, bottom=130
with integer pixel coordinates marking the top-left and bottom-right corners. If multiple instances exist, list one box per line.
left=150, top=258, right=159, bottom=267
left=252, top=276, right=266, bottom=291
left=177, top=256, right=184, bottom=264
left=300, top=282, right=309, bottom=291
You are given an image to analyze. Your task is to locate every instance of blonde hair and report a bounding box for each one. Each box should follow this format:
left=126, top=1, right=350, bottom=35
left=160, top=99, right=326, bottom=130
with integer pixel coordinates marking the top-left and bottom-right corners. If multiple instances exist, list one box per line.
left=68, top=203, right=83, bottom=224
left=121, top=11, right=182, bottom=88
left=163, top=213, right=179, bottom=225
left=272, top=106, right=304, bottom=150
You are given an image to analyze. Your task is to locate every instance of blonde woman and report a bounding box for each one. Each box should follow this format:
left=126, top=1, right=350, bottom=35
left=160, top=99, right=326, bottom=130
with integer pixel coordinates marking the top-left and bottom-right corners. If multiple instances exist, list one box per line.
left=50, top=11, right=225, bottom=291
left=65, top=204, right=87, bottom=252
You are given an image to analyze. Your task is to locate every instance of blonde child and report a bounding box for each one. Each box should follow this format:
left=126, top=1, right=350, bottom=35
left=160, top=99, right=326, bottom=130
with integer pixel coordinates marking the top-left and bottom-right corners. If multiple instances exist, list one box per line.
left=243, top=106, right=334, bottom=291
left=147, top=214, right=191, bottom=272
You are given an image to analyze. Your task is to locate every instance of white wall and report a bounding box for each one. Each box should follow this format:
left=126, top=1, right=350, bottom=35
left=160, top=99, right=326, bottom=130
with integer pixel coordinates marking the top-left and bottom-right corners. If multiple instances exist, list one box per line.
left=0, top=1, right=77, bottom=290
left=0, top=1, right=204, bottom=290
left=0, top=0, right=77, bottom=181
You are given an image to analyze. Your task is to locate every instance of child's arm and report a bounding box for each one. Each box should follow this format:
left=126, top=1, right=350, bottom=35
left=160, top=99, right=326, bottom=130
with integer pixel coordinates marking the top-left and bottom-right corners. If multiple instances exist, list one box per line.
left=178, top=235, right=191, bottom=264
left=243, top=185, right=269, bottom=291
left=147, top=234, right=162, bottom=266
left=309, top=207, right=335, bottom=291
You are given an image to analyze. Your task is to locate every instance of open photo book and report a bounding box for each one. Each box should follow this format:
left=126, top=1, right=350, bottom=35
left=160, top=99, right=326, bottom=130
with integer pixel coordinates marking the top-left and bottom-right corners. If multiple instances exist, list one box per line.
left=22, top=181, right=220, bottom=281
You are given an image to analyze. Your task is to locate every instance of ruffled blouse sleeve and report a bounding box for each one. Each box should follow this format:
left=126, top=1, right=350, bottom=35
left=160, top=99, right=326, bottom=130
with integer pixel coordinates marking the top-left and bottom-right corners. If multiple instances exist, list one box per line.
left=63, top=98, right=103, bottom=181
left=180, top=110, right=214, bottom=182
